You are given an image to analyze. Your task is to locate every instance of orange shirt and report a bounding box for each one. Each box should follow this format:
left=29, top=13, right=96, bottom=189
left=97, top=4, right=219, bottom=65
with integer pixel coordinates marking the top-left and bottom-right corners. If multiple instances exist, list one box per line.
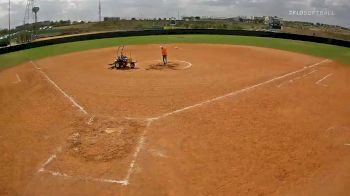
left=161, top=47, right=168, bottom=56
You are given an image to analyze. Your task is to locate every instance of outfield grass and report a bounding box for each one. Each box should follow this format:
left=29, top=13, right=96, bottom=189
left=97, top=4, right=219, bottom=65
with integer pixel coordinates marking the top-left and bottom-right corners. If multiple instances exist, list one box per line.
left=0, top=35, right=349, bottom=69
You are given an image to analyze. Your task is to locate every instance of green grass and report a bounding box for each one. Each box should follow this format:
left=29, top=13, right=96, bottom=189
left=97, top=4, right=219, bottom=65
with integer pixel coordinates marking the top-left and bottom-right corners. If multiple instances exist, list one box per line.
left=1, top=35, right=349, bottom=69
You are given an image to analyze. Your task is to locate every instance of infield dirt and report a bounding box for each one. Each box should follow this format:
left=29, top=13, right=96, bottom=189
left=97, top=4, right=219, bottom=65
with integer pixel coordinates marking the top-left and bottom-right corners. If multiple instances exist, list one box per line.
left=0, top=44, right=349, bottom=195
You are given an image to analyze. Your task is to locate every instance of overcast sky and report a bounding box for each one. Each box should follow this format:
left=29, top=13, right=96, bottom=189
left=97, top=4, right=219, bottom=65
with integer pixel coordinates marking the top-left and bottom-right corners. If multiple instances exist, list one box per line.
left=0, top=0, right=349, bottom=29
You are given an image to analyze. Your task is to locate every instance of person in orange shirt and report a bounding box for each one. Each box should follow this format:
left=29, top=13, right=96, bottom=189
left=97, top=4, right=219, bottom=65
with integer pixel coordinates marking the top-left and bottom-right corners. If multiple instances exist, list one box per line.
left=160, top=46, right=168, bottom=65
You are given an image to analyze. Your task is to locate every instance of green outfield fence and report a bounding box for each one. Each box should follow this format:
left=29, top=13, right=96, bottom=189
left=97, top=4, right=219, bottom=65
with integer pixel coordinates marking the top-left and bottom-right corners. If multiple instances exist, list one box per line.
left=0, top=29, right=349, bottom=55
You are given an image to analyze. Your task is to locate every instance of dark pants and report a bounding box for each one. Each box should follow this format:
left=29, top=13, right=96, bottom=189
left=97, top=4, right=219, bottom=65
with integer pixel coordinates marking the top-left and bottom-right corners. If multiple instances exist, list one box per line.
left=162, top=55, right=168, bottom=65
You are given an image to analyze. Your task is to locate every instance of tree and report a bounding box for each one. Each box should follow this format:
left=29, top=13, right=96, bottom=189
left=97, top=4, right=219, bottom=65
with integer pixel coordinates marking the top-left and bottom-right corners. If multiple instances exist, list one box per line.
left=0, top=29, right=9, bottom=36
left=0, top=40, right=9, bottom=47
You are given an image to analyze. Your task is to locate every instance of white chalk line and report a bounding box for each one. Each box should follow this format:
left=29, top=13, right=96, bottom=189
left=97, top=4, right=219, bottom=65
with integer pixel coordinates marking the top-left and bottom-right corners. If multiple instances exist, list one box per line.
left=310, top=59, right=330, bottom=67
left=37, top=143, right=130, bottom=185
left=87, top=116, right=95, bottom=125
left=31, top=60, right=109, bottom=184
left=277, top=69, right=318, bottom=88
left=35, top=59, right=330, bottom=186
left=16, top=74, right=21, bottom=82
left=303, top=70, right=318, bottom=78
left=150, top=59, right=192, bottom=70
left=172, top=60, right=192, bottom=69
left=277, top=79, right=294, bottom=88
left=276, top=59, right=327, bottom=88
left=38, top=148, right=129, bottom=185
left=125, top=117, right=158, bottom=122
left=37, top=146, right=62, bottom=173
left=30, top=61, right=88, bottom=115
left=148, top=149, right=168, bottom=158
left=37, top=118, right=152, bottom=186
left=124, top=120, right=153, bottom=184
left=39, top=169, right=69, bottom=178
left=122, top=59, right=331, bottom=184
left=31, top=59, right=148, bottom=185
left=315, top=73, right=334, bottom=85
left=152, top=59, right=330, bottom=120
left=13, top=73, right=22, bottom=84
left=39, top=169, right=128, bottom=185
left=37, top=155, right=56, bottom=173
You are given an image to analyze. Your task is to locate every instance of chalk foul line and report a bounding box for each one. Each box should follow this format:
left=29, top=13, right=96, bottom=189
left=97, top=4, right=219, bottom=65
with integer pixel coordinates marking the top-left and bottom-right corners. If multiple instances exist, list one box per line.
left=316, top=73, right=334, bottom=85
left=30, top=61, right=88, bottom=115
left=13, top=73, right=22, bottom=84
left=35, top=58, right=330, bottom=186
left=277, top=69, right=318, bottom=88
left=31, top=60, right=128, bottom=185
left=123, top=59, right=331, bottom=185
left=303, top=69, right=318, bottom=77
left=37, top=146, right=62, bottom=173
left=152, top=59, right=330, bottom=120
left=124, top=121, right=152, bottom=184
left=39, top=169, right=128, bottom=185
left=37, top=120, right=153, bottom=186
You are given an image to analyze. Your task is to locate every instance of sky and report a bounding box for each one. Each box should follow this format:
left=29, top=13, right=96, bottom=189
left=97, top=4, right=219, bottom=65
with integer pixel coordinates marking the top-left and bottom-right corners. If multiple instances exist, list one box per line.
left=0, top=0, right=349, bottom=29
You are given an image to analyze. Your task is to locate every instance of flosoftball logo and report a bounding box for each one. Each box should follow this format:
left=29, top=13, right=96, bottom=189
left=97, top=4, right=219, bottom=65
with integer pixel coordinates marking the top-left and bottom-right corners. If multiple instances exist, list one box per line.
left=289, top=10, right=335, bottom=16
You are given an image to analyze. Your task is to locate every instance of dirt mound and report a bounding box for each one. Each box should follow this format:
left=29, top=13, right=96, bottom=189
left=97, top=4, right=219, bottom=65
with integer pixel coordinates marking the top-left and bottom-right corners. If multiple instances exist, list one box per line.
left=67, top=116, right=144, bottom=162
left=146, top=60, right=191, bottom=70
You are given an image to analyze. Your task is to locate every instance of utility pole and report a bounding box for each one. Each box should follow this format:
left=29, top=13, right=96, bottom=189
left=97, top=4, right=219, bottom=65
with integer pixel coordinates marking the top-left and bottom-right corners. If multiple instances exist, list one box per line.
left=8, top=0, right=11, bottom=44
left=99, top=0, right=102, bottom=22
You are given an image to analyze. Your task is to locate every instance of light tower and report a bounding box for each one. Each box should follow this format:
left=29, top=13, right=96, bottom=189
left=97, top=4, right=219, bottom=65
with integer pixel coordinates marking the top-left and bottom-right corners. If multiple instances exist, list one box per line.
left=8, top=0, right=11, bottom=43
left=32, top=6, right=39, bottom=37
left=99, top=0, right=102, bottom=22
left=24, top=0, right=35, bottom=25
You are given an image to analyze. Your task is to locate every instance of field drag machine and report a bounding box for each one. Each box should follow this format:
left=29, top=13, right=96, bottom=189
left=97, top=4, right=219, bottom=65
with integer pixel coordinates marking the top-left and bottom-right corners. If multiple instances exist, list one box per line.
left=109, top=46, right=137, bottom=69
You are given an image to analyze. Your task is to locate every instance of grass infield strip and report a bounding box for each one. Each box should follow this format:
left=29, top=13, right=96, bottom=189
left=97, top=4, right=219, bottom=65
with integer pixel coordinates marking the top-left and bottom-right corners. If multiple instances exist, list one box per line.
left=0, top=35, right=349, bottom=68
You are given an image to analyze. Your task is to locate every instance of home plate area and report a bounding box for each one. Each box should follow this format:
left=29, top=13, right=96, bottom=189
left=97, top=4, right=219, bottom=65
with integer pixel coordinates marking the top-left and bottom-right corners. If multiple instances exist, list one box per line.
left=40, top=116, right=147, bottom=183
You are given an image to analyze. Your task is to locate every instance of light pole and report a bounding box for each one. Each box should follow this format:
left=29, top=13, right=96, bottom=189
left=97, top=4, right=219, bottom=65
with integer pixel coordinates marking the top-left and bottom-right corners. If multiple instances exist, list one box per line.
left=8, top=0, right=11, bottom=45
left=32, top=6, right=39, bottom=39
left=99, top=0, right=102, bottom=22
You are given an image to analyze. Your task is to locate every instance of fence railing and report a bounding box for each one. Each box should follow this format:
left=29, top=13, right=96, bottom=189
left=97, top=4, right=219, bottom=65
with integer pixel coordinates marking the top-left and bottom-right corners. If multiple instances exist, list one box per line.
left=1, top=29, right=349, bottom=55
